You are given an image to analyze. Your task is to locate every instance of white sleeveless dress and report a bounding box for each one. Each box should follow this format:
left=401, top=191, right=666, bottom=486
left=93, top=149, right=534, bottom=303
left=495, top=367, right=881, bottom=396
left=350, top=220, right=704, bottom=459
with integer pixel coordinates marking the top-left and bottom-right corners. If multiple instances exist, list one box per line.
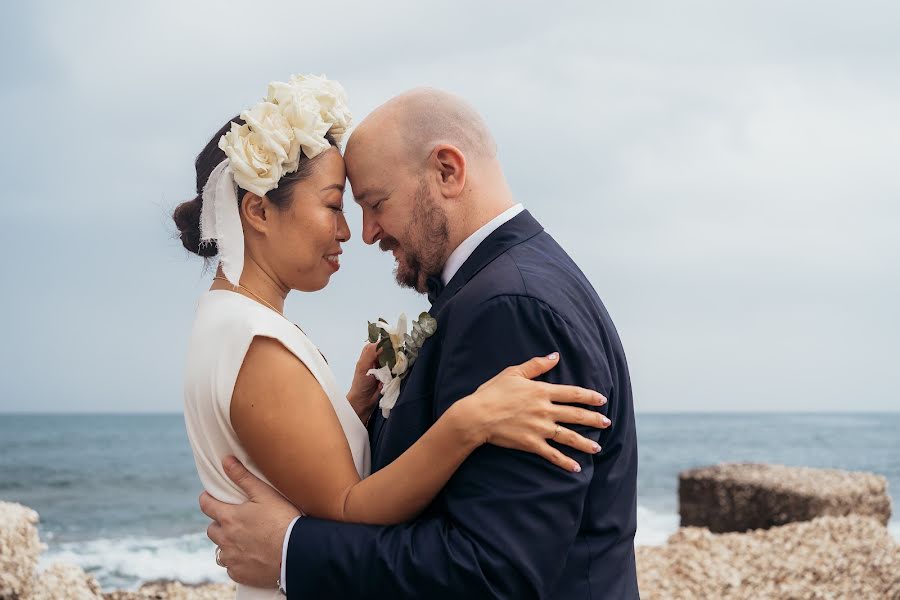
left=182, top=290, right=371, bottom=600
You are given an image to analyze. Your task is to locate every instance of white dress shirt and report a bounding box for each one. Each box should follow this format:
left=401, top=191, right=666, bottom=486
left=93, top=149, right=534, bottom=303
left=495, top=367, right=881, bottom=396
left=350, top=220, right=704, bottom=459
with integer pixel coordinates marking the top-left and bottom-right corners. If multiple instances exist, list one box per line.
left=281, top=203, right=525, bottom=594
left=441, top=203, right=524, bottom=286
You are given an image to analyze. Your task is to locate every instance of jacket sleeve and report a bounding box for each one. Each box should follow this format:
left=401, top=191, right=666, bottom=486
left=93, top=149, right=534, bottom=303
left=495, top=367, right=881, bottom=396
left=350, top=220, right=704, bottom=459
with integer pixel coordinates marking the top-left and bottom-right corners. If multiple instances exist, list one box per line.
left=285, top=295, right=612, bottom=599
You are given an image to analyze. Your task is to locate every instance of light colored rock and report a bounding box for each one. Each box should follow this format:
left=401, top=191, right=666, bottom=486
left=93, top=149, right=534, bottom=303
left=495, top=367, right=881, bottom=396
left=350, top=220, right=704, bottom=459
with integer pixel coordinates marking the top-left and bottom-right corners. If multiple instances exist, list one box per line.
left=27, top=563, right=102, bottom=600
left=0, top=501, right=43, bottom=599
left=637, top=514, right=900, bottom=599
left=102, top=580, right=235, bottom=600
left=679, top=463, right=892, bottom=532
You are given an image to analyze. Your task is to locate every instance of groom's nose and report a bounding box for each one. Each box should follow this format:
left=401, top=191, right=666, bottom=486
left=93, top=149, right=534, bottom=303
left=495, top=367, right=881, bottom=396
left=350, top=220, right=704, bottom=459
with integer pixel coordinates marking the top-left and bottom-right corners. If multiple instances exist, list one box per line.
left=361, top=211, right=382, bottom=245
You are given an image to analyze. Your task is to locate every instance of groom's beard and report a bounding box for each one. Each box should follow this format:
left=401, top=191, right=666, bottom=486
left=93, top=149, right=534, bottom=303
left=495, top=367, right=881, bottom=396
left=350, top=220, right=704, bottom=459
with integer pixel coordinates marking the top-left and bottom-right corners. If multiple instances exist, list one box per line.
left=380, top=179, right=449, bottom=294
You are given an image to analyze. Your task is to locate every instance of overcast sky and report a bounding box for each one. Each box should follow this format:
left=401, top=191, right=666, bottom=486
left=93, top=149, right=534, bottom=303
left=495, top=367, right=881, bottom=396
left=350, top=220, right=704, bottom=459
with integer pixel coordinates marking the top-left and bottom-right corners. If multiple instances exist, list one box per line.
left=1, top=1, right=897, bottom=413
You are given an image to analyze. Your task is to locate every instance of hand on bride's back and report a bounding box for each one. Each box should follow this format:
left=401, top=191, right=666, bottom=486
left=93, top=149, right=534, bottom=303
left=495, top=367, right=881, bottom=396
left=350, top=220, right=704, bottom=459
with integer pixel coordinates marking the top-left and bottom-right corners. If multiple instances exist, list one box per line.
left=460, top=353, right=610, bottom=473
left=346, top=342, right=381, bottom=421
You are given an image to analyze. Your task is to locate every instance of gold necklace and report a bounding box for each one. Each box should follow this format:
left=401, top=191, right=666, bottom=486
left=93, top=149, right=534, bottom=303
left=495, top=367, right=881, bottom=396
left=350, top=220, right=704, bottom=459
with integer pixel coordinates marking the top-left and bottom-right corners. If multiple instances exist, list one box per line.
left=212, top=276, right=323, bottom=360
left=213, top=276, right=284, bottom=315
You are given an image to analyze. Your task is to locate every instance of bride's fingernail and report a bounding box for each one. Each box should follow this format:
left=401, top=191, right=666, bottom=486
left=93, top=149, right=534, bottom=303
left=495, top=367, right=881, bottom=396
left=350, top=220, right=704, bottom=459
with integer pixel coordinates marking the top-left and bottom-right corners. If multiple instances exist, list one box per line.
left=547, top=352, right=559, bottom=360
left=591, top=442, right=601, bottom=453
left=572, top=463, right=582, bottom=473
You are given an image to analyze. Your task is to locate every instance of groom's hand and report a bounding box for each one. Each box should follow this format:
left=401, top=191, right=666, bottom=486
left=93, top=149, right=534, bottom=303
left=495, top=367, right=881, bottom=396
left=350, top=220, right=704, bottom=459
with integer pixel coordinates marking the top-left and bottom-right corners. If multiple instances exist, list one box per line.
left=199, top=456, right=300, bottom=588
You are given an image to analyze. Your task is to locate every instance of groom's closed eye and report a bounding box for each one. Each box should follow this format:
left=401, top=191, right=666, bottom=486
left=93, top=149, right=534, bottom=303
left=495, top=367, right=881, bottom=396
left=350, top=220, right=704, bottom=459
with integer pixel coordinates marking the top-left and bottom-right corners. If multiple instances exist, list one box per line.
left=353, top=187, right=388, bottom=205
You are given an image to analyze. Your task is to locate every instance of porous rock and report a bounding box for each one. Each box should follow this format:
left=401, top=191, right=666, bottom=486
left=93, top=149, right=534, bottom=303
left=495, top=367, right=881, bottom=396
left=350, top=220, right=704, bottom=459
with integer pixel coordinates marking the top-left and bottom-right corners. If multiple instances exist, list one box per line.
left=679, top=463, right=891, bottom=532
left=28, top=563, right=102, bottom=600
left=0, top=501, right=43, bottom=599
left=637, top=514, right=900, bottom=599
left=102, top=580, right=235, bottom=600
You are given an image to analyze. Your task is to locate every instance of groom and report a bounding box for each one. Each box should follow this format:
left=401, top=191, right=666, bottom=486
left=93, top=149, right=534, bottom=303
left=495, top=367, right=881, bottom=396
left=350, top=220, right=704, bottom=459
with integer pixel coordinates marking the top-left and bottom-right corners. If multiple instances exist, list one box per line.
left=201, top=89, right=639, bottom=598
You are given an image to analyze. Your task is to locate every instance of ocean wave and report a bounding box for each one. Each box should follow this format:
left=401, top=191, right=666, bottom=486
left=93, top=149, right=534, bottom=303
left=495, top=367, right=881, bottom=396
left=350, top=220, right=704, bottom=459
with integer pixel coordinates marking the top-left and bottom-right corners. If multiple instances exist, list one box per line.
left=635, top=505, right=679, bottom=547
left=36, top=506, right=682, bottom=589
left=39, top=532, right=229, bottom=591
left=36, top=512, right=900, bottom=591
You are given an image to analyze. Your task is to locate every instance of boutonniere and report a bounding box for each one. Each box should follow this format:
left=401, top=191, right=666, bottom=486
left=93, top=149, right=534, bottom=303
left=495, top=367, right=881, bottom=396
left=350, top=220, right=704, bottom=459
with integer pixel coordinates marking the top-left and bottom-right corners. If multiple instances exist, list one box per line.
left=366, top=312, right=437, bottom=418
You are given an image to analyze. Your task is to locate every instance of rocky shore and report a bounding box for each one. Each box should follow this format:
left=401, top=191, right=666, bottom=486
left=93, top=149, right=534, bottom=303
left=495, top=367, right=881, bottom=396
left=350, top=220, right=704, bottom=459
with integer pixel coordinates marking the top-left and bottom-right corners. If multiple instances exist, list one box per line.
left=679, top=463, right=892, bottom=532
left=0, top=500, right=234, bottom=600
left=2, top=463, right=898, bottom=599
left=640, top=463, right=899, bottom=599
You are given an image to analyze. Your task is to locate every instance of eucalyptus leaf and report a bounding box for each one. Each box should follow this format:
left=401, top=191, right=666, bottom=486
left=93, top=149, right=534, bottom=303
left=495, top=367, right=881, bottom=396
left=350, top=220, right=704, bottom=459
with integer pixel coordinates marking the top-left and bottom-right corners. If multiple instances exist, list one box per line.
left=367, top=322, right=379, bottom=343
left=377, top=337, right=396, bottom=370
left=416, top=312, right=437, bottom=336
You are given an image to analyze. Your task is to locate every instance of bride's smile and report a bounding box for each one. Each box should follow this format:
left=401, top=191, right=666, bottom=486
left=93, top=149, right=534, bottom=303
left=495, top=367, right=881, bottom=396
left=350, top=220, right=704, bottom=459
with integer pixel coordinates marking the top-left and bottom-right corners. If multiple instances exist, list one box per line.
left=245, top=147, right=350, bottom=293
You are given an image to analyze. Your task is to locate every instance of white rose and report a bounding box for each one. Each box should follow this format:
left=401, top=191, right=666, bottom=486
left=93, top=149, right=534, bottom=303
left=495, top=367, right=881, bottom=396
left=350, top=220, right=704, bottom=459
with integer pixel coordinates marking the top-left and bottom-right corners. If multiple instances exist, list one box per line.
left=241, top=101, right=300, bottom=177
left=291, top=75, right=353, bottom=141
left=218, top=121, right=284, bottom=196
left=268, top=83, right=331, bottom=161
left=218, top=74, right=352, bottom=195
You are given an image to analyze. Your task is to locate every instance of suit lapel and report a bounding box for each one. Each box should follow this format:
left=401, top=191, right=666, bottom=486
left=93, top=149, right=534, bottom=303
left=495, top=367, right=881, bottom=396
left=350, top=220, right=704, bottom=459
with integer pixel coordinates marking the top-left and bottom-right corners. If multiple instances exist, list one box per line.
left=370, top=210, right=545, bottom=462
left=429, top=210, right=543, bottom=316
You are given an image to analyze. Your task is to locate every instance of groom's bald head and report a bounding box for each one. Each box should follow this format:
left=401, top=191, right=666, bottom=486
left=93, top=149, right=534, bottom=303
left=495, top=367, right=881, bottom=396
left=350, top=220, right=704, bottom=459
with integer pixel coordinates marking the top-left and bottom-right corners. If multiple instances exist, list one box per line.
left=345, top=88, right=514, bottom=295
left=345, top=87, right=497, bottom=169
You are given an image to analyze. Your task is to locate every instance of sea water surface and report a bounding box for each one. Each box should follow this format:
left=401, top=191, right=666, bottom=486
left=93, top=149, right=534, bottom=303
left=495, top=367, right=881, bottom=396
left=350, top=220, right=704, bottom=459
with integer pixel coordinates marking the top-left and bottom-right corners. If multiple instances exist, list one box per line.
left=1, top=413, right=898, bottom=590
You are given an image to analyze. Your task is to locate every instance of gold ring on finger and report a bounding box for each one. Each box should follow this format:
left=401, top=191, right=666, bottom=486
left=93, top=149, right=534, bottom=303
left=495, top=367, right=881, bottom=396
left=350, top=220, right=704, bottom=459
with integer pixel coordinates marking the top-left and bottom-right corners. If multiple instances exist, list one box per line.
left=551, top=424, right=561, bottom=441
left=215, top=546, right=225, bottom=568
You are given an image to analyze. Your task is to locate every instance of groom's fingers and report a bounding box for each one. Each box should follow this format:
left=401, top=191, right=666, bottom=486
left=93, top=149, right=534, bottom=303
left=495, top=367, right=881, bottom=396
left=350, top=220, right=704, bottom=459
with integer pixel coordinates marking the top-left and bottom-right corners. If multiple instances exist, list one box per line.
left=207, top=521, right=225, bottom=546
left=222, top=455, right=274, bottom=501
left=199, top=490, right=229, bottom=522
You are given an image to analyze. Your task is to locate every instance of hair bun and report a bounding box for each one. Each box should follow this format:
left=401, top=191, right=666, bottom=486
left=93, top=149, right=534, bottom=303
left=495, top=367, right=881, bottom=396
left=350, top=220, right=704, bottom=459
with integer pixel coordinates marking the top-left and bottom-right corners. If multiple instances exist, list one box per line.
left=173, top=196, right=217, bottom=257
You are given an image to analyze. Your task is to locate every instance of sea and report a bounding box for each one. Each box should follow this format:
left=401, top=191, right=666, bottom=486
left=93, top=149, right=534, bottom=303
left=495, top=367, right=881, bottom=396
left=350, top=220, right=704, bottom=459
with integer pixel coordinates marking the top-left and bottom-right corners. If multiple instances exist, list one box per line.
left=1, top=413, right=898, bottom=591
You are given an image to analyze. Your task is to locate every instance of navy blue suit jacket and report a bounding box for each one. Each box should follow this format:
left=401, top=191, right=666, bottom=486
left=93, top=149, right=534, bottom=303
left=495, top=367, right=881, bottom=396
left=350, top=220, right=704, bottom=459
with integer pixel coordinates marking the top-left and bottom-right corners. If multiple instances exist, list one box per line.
left=286, top=211, right=639, bottom=599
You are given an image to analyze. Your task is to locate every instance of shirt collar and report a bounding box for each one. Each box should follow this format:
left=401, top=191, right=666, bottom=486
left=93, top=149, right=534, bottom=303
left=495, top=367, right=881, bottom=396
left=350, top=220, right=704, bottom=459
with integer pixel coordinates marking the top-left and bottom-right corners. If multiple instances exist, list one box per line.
left=441, top=204, right=524, bottom=286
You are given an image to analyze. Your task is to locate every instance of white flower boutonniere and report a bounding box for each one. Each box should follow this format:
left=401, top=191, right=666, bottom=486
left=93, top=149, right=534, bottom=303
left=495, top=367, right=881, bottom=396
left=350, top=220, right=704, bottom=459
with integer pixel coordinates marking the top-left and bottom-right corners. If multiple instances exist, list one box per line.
left=366, top=312, right=437, bottom=418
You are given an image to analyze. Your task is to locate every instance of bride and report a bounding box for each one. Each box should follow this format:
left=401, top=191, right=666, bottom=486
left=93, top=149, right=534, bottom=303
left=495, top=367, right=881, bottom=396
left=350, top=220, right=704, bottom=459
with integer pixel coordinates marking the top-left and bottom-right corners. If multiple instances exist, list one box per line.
left=173, top=75, right=607, bottom=599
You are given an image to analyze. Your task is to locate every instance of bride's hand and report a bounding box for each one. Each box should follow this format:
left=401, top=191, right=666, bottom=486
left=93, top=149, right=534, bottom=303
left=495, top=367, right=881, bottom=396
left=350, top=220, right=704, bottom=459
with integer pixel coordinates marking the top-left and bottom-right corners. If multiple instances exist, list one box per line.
left=458, top=353, right=610, bottom=472
left=347, top=342, right=381, bottom=421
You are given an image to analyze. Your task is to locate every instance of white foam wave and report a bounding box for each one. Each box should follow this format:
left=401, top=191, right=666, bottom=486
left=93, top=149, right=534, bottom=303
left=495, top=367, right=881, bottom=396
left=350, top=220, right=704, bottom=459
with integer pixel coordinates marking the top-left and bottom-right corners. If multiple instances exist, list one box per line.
left=36, top=513, right=899, bottom=591
left=35, top=506, right=680, bottom=590
left=635, top=504, right=679, bottom=547
left=40, top=532, right=229, bottom=591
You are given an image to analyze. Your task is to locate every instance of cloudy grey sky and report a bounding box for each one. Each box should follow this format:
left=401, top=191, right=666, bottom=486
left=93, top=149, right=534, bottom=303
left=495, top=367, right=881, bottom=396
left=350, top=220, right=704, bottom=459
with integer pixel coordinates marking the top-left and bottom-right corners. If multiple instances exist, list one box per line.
left=1, top=1, right=897, bottom=413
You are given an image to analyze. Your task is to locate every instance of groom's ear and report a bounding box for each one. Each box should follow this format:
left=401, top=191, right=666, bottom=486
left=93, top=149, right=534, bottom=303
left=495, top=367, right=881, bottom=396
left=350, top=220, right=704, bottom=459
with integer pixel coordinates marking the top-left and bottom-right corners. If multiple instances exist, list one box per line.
left=430, top=144, right=467, bottom=199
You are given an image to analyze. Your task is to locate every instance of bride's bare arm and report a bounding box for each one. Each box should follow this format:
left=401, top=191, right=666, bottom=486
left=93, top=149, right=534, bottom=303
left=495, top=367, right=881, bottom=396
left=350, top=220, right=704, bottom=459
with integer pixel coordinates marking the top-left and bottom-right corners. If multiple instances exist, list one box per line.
left=230, top=337, right=607, bottom=526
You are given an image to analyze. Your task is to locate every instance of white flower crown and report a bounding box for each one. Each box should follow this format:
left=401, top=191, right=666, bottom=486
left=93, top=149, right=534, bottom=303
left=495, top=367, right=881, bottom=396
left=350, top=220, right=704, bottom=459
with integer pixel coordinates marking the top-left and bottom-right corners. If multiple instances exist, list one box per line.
left=199, top=74, right=352, bottom=287
left=218, top=74, right=353, bottom=196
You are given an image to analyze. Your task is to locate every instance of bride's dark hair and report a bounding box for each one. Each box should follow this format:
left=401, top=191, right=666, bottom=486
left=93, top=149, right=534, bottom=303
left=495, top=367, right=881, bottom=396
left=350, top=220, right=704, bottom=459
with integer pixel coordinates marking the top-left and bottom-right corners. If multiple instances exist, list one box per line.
left=173, top=115, right=338, bottom=257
